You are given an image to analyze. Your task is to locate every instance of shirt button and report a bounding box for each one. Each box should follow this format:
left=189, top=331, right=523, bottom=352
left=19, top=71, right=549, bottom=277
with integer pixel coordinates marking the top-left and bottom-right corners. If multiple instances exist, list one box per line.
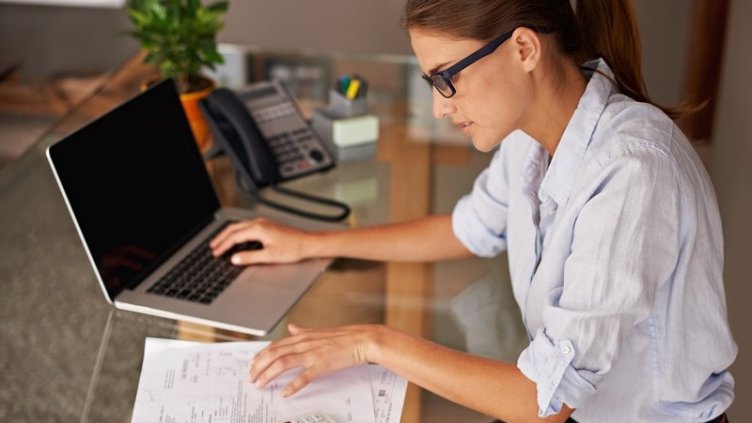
left=560, top=345, right=571, bottom=354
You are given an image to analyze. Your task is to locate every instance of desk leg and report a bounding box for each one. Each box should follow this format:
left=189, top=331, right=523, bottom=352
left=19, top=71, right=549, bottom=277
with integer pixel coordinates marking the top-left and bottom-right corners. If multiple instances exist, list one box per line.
left=386, top=261, right=432, bottom=423
left=385, top=152, right=433, bottom=423
left=176, top=321, right=218, bottom=342
left=177, top=321, right=261, bottom=342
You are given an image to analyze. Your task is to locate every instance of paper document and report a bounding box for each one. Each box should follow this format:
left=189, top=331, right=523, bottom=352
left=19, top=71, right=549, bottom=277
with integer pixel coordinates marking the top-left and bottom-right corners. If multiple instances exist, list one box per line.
left=368, top=366, right=408, bottom=423
left=131, top=338, right=407, bottom=423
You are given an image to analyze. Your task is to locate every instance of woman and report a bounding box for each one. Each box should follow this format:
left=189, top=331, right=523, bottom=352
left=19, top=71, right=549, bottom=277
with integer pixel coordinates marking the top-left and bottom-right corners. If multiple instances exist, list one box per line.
left=211, top=0, right=737, bottom=421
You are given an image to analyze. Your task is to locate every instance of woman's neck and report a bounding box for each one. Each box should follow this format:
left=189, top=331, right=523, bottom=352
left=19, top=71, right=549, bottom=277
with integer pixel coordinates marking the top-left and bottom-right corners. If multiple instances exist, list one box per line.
left=523, top=58, right=587, bottom=156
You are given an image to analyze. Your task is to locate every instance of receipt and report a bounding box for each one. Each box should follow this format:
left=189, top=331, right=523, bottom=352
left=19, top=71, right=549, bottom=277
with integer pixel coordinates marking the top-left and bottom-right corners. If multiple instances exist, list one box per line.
left=131, top=338, right=380, bottom=423
left=368, top=366, right=408, bottom=423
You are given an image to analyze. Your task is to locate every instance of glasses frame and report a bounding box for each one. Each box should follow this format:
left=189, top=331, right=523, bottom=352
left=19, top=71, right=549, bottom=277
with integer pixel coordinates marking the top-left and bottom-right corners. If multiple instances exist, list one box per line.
left=421, top=30, right=514, bottom=99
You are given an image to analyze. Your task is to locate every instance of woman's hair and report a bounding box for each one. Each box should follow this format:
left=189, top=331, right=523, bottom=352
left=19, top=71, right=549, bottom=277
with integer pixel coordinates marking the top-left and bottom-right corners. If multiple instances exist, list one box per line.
left=403, top=0, right=688, bottom=119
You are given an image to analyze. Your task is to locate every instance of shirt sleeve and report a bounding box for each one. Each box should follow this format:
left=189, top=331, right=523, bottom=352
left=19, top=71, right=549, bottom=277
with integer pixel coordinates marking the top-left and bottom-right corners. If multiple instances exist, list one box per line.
left=517, top=144, right=682, bottom=417
left=452, top=145, right=511, bottom=257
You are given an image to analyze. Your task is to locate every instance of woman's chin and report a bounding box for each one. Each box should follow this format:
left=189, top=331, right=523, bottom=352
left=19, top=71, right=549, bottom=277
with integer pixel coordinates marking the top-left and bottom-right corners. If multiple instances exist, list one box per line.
left=470, top=136, right=499, bottom=153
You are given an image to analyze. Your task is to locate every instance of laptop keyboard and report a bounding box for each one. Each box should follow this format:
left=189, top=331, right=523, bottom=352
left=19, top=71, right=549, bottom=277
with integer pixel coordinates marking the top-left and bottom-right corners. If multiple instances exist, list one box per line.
left=146, top=224, right=245, bottom=305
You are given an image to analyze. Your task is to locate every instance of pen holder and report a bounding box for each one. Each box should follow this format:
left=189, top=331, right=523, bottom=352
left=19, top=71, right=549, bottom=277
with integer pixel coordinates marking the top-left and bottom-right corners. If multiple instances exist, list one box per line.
left=327, top=89, right=368, bottom=118
left=311, top=90, right=378, bottom=163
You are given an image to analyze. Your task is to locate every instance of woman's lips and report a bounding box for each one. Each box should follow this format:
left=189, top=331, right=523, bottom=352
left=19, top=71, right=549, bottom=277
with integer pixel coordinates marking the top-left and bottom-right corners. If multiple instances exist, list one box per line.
left=457, top=121, right=474, bottom=135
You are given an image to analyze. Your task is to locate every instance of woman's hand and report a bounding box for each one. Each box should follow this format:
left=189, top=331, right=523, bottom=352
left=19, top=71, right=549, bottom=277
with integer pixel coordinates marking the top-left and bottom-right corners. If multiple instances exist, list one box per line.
left=249, top=324, right=382, bottom=397
left=210, top=218, right=314, bottom=265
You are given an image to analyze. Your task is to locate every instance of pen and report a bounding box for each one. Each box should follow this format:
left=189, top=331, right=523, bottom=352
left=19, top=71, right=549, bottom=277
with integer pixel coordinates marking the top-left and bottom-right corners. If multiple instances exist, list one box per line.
left=346, top=78, right=361, bottom=100
left=339, top=75, right=351, bottom=95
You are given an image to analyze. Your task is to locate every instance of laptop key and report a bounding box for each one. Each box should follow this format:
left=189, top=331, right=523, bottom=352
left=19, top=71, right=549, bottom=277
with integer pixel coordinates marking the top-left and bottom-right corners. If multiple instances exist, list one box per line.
left=147, top=222, right=240, bottom=304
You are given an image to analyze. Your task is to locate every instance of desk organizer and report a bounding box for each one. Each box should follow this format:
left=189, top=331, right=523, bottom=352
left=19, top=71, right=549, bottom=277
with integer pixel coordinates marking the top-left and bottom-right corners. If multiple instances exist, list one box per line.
left=312, top=89, right=379, bottom=162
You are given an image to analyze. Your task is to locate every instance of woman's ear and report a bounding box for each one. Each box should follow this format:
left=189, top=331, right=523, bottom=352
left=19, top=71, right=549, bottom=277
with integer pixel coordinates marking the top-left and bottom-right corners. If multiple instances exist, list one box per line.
left=510, top=27, right=542, bottom=73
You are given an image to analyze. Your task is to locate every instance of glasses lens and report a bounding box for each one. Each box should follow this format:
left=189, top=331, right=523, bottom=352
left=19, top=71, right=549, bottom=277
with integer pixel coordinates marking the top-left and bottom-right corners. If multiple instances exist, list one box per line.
left=430, top=74, right=454, bottom=97
left=421, top=75, right=434, bottom=89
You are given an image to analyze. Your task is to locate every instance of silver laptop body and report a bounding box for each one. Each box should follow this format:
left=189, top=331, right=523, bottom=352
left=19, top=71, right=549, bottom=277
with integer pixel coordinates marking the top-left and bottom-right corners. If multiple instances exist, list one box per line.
left=46, top=79, right=330, bottom=336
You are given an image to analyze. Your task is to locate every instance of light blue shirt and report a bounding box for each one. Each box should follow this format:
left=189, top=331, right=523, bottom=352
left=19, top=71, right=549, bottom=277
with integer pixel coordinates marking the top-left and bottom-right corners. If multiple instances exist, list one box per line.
left=452, top=59, right=737, bottom=422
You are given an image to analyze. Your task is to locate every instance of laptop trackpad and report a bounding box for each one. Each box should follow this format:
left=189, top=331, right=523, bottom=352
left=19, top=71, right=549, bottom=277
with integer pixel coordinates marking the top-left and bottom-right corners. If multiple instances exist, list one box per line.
left=197, top=259, right=328, bottom=328
left=221, top=260, right=323, bottom=302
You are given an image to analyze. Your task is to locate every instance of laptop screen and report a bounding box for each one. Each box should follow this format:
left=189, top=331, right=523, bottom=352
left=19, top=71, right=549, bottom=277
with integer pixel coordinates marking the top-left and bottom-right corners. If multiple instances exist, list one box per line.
left=48, top=80, right=220, bottom=299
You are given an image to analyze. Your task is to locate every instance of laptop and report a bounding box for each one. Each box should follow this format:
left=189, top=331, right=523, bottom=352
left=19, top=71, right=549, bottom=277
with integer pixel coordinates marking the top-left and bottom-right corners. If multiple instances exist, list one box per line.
left=46, top=79, right=332, bottom=336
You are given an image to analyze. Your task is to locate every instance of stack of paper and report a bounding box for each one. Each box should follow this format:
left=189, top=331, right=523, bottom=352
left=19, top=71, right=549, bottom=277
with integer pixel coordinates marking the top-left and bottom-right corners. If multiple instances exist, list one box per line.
left=131, top=338, right=408, bottom=423
left=311, top=111, right=379, bottom=162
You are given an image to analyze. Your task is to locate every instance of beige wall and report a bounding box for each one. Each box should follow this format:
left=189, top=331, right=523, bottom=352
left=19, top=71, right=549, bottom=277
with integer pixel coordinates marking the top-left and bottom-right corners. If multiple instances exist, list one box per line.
left=219, top=0, right=411, bottom=55
left=218, top=0, right=695, bottom=104
left=0, top=0, right=694, bottom=84
left=0, top=3, right=137, bottom=78
left=633, top=0, right=692, bottom=105
left=709, top=0, right=752, bottom=419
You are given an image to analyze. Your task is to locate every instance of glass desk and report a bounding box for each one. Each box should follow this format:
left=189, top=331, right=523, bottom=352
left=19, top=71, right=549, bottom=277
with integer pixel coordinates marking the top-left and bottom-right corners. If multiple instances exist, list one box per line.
left=0, top=48, right=527, bottom=423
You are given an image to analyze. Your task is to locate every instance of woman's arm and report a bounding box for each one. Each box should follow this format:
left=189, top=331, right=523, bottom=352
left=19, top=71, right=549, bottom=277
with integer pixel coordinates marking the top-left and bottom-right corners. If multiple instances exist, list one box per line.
left=210, top=214, right=472, bottom=265
left=250, top=324, right=573, bottom=423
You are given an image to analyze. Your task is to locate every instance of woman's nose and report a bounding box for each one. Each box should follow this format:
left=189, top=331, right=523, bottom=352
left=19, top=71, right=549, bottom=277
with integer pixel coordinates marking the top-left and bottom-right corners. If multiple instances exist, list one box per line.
left=432, top=90, right=456, bottom=119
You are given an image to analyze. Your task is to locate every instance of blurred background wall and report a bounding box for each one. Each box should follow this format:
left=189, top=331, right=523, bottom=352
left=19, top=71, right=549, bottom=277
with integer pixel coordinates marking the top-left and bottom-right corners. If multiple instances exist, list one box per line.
left=0, top=0, right=691, bottom=101
left=709, top=0, right=752, bottom=417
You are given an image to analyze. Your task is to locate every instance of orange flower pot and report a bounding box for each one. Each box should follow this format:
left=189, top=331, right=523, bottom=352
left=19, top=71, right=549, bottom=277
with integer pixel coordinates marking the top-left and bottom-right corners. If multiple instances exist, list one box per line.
left=179, top=79, right=215, bottom=152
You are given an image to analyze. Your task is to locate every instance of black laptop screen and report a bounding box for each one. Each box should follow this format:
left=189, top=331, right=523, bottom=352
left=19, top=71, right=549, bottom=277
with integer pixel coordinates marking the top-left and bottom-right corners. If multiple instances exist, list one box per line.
left=49, top=80, right=220, bottom=298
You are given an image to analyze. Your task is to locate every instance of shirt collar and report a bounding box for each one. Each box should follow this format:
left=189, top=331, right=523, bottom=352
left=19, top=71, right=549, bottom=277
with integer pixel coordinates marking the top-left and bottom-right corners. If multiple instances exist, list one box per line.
left=537, top=58, right=614, bottom=207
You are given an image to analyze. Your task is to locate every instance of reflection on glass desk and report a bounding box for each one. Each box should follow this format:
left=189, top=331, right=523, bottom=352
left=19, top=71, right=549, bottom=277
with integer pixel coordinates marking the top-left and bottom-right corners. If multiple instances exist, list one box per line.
left=0, top=47, right=528, bottom=423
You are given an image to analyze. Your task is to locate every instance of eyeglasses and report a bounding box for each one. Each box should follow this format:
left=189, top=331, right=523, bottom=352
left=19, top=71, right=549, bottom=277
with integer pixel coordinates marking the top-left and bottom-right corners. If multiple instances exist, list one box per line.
left=421, top=30, right=514, bottom=98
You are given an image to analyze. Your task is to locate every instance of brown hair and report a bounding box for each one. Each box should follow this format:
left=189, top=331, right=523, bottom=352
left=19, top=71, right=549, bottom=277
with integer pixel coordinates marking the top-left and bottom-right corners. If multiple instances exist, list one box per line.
left=403, top=0, right=690, bottom=119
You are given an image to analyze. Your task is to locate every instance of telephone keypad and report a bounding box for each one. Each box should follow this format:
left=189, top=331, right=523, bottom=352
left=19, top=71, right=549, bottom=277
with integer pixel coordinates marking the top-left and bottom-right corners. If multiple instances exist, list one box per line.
left=267, top=132, right=307, bottom=170
left=264, top=121, right=323, bottom=178
left=236, top=80, right=334, bottom=180
left=251, top=102, right=297, bottom=124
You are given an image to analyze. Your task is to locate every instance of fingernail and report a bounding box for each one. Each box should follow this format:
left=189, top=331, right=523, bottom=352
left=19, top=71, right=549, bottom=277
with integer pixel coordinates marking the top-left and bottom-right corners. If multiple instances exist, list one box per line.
left=232, top=255, right=241, bottom=265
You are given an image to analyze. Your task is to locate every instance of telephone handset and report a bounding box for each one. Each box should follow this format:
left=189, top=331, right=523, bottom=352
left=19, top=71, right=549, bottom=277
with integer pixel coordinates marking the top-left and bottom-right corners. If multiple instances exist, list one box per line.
left=200, top=80, right=349, bottom=222
left=200, top=79, right=335, bottom=190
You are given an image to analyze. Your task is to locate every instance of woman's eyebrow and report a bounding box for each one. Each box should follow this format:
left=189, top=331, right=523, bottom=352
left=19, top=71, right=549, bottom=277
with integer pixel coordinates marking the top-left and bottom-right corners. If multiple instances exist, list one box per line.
left=426, top=60, right=453, bottom=75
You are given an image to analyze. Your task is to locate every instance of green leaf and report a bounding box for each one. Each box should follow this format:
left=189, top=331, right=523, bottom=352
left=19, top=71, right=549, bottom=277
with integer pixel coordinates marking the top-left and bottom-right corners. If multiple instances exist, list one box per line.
left=186, top=0, right=199, bottom=13
left=203, top=47, right=223, bottom=64
left=126, top=0, right=227, bottom=85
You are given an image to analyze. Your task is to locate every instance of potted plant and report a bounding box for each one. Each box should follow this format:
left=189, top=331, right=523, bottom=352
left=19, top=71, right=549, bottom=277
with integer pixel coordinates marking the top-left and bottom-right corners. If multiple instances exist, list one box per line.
left=126, top=0, right=229, bottom=150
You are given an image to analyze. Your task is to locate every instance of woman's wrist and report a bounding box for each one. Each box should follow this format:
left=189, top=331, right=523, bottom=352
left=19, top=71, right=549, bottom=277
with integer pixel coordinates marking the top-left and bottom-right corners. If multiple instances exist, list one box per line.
left=364, top=325, right=388, bottom=365
left=299, top=230, right=329, bottom=259
left=302, top=229, right=344, bottom=260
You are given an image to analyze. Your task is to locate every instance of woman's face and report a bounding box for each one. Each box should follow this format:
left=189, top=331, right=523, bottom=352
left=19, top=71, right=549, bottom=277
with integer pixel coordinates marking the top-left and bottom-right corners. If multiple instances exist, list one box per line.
left=409, top=28, right=533, bottom=152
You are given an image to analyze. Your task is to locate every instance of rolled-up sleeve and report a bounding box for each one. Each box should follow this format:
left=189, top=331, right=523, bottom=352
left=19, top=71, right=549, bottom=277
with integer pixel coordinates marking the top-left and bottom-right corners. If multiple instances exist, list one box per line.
left=517, top=145, right=681, bottom=416
left=452, top=147, right=510, bottom=257
left=518, top=328, right=598, bottom=416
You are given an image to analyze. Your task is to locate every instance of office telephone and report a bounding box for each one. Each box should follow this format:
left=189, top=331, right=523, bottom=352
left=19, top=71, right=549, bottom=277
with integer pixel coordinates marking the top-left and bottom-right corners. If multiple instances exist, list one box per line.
left=200, top=80, right=349, bottom=222
left=200, top=79, right=335, bottom=190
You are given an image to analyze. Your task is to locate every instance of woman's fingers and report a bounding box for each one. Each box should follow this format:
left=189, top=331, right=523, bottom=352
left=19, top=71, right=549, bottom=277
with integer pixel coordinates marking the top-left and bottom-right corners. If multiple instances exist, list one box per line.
left=249, top=324, right=377, bottom=396
left=210, top=220, right=263, bottom=256
left=210, top=218, right=309, bottom=264
left=282, top=369, right=317, bottom=397
left=253, top=350, right=309, bottom=389
left=250, top=339, right=309, bottom=384
left=288, top=323, right=308, bottom=335
left=250, top=331, right=322, bottom=385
